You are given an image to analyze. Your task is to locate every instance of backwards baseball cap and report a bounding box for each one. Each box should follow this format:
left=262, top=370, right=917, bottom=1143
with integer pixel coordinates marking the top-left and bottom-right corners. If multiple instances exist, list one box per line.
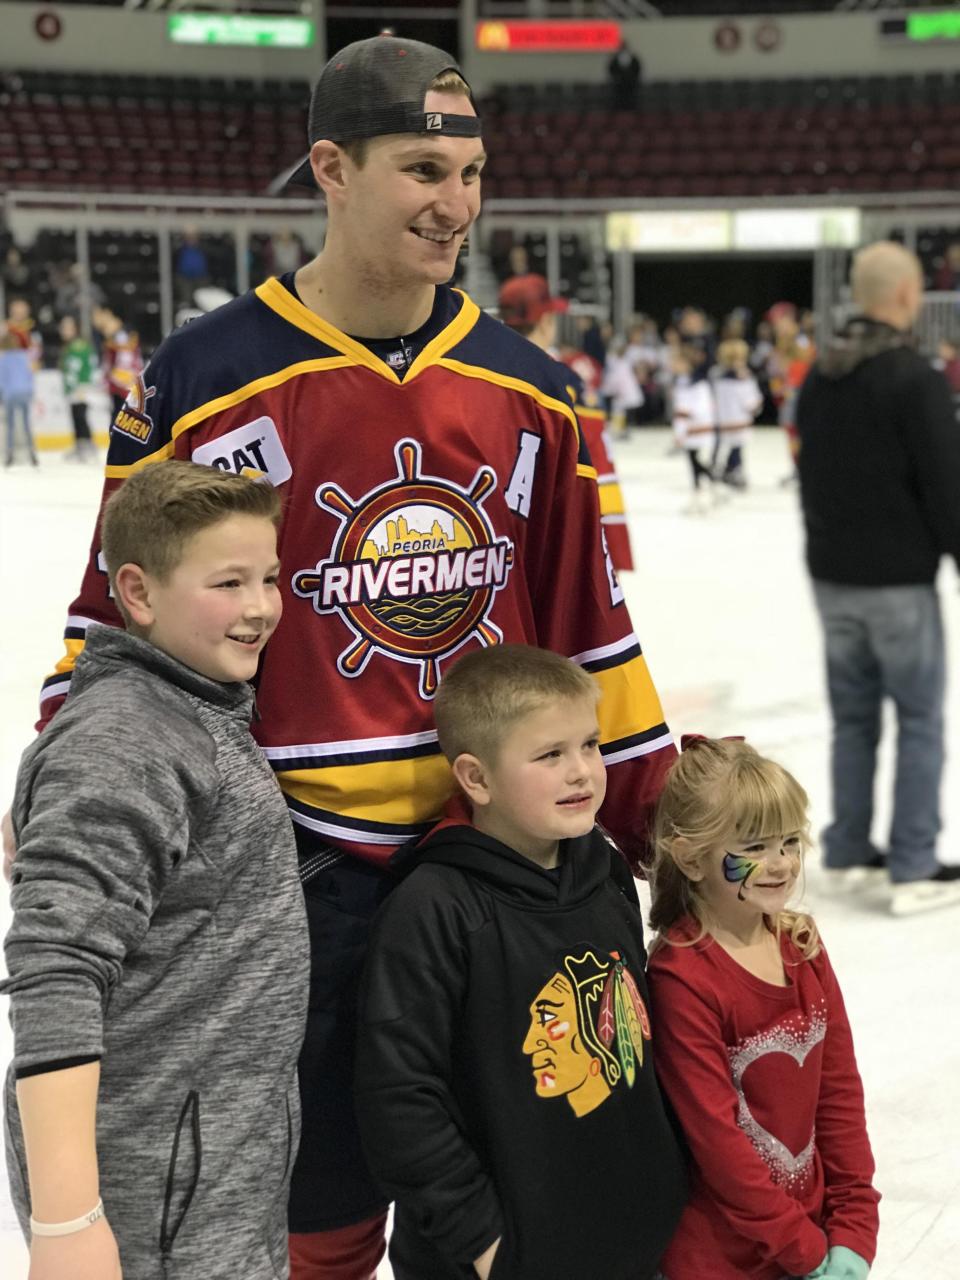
left=498, top=275, right=569, bottom=330
left=286, top=35, right=481, bottom=188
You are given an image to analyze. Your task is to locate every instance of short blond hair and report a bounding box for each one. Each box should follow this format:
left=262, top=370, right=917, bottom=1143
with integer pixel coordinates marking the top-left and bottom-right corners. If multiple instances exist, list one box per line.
left=650, top=738, right=819, bottom=960
left=434, top=644, right=597, bottom=764
left=717, top=338, right=749, bottom=368
left=102, top=461, right=282, bottom=626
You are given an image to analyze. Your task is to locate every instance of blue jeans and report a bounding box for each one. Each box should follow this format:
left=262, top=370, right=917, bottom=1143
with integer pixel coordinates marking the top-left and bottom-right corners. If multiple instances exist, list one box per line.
left=813, top=580, right=945, bottom=883
left=4, top=396, right=34, bottom=458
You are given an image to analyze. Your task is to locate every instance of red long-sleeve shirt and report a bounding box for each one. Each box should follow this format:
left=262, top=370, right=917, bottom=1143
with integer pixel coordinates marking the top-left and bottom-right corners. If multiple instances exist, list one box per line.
left=647, top=922, right=879, bottom=1280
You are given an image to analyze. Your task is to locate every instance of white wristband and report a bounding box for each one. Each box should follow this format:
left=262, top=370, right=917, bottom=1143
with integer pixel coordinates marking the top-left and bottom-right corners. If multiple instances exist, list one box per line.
left=30, top=1198, right=105, bottom=1238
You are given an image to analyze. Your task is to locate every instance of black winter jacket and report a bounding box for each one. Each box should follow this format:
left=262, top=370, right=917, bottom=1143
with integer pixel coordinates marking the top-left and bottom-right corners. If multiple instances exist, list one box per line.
left=796, top=316, right=960, bottom=586
left=355, top=823, right=687, bottom=1280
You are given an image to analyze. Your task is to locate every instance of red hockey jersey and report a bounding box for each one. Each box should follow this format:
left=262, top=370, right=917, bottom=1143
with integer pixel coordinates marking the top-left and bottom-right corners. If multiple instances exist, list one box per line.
left=559, top=359, right=634, bottom=573
left=101, top=327, right=144, bottom=400
left=41, top=281, right=674, bottom=865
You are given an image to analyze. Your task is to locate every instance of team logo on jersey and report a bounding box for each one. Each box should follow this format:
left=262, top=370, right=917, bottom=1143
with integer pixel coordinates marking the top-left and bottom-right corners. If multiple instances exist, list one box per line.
left=292, top=438, right=515, bottom=699
left=523, top=948, right=652, bottom=1119
left=191, top=416, right=292, bottom=485
left=111, top=376, right=155, bottom=444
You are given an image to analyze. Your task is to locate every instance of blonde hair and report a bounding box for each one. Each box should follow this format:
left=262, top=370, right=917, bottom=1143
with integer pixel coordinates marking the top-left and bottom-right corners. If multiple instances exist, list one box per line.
left=650, top=738, right=819, bottom=961
left=717, top=338, right=749, bottom=368
left=434, top=644, right=597, bottom=764
left=102, top=460, right=282, bottom=626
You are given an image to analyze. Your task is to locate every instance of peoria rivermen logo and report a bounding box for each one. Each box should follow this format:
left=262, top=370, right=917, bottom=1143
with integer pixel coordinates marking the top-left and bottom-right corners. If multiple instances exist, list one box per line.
left=293, top=439, right=515, bottom=699
left=112, top=376, right=155, bottom=444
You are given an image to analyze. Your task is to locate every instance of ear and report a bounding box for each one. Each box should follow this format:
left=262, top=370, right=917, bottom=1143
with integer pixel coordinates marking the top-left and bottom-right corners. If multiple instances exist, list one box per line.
left=114, top=563, right=155, bottom=630
left=671, top=835, right=705, bottom=882
left=451, top=753, right=492, bottom=808
left=310, top=141, right=349, bottom=202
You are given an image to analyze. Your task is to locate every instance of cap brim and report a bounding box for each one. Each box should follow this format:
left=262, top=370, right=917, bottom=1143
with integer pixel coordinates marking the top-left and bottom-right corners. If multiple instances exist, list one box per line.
left=266, top=153, right=316, bottom=196
left=550, top=299, right=570, bottom=314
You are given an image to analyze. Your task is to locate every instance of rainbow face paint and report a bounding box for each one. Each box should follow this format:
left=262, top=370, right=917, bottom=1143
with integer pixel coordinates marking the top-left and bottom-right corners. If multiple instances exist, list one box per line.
left=723, top=852, right=761, bottom=900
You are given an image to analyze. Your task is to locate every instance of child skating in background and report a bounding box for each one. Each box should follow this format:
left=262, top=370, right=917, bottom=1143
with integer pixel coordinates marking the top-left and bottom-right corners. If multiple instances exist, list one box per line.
left=0, top=325, right=38, bottom=467
left=671, top=348, right=717, bottom=514
left=646, top=738, right=879, bottom=1280
left=712, top=338, right=762, bottom=490
left=59, top=315, right=98, bottom=461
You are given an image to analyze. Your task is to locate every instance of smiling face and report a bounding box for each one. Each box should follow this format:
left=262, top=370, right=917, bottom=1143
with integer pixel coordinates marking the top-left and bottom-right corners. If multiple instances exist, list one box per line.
left=132, top=514, right=282, bottom=684
left=697, top=832, right=803, bottom=926
left=329, top=91, right=484, bottom=291
left=467, top=694, right=607, bottom=867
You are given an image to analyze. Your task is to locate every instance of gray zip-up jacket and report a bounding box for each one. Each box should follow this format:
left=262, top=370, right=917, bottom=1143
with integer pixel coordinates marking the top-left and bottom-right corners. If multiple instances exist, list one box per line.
left=2, top=626, right=309, bottom=1279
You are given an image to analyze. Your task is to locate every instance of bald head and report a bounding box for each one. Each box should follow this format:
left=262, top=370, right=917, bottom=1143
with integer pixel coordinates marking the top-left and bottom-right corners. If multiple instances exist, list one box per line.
left=851, top=241, right=923, bottom=326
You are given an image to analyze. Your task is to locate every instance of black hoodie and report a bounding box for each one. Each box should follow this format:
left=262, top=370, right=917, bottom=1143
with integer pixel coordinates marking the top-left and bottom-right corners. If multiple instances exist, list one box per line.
left=355, top=824, right=687, bottom=1280
left=796, top=316, right=960, bottom=586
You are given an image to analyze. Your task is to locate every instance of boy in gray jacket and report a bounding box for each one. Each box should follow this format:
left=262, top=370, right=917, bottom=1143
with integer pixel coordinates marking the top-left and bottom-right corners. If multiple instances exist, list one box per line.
left=2, top=460, right=309, bottom=1279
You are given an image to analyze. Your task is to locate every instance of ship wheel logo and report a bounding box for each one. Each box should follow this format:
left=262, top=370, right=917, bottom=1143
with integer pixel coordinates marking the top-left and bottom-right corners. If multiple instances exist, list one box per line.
left=292, top=438, right=515, bottom=699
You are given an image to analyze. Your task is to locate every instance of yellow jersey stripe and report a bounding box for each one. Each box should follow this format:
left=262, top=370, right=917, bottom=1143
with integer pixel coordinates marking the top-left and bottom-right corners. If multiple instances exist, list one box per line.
left=105, top=441, right=176, bottom=479
left=51, top=637, right=87, bottom=677
left=406, top=292, right=480, bottom=382
left=592, top=654, right=667, bottom=743
left=256, top=279, right=402, bottom=382
left=278, top=754, right=456, bottom=826
left=598, top=481, right=626, bottom=518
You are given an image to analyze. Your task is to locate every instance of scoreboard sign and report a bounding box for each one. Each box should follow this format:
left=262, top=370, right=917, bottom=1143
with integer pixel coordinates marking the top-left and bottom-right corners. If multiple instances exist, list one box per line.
left=881, top=12, right=960, bottom=42
left=168, top=15, right=315, bottom=48
left=475, top=21, right=622, bottom=53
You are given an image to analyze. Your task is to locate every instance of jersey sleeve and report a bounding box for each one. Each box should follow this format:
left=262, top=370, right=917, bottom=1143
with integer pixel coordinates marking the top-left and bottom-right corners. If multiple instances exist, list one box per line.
left=36, top=343, right=181, bottom=729
left=811, top=948, right=881, bottom=1263
left=527, top=394, right=675, bottom=868
left=648, top=960, right=829, bottom=1277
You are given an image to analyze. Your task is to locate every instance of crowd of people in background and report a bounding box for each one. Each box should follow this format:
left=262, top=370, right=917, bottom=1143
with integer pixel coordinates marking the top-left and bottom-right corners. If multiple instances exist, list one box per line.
left=0, top=289, right=143, bottom=467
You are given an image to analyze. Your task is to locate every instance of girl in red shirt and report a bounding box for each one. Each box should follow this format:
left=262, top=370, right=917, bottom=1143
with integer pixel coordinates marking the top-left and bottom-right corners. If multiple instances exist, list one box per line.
left=646, top=737, right=879, bottom=1280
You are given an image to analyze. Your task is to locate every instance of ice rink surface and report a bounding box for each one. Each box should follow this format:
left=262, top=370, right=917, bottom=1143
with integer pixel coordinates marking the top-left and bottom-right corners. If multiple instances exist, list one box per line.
left=2, top=427, right=958, bottom=1278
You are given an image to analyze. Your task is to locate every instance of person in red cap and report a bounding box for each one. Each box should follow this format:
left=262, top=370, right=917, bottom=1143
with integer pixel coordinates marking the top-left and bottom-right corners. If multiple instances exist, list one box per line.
left=498, top=274, right=635, bottom=572
left=5, top=35, right=677, bottom=1279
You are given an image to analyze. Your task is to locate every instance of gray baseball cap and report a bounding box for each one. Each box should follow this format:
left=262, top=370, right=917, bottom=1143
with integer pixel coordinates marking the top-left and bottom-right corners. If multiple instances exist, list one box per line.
left=286, top=35, right=481, bottom=188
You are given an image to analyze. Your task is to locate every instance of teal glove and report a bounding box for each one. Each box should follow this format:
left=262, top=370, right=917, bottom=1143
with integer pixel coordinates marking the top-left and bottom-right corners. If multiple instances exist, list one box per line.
left=821, top=1245, right=870, bottom=1280
left=801, top=1258, right=830, bottom=1280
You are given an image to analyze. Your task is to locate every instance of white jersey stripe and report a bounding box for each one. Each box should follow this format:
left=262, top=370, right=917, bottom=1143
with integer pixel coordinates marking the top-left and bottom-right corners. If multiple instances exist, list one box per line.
left=569, top=633, right=641, bottom=668
left=603, top=730, right=675, bottom=767
left=263, top=728, right=439, bottom=761
left=39, top=677, right=72, bottom=704
left=288, top=808, right=414, bottom=846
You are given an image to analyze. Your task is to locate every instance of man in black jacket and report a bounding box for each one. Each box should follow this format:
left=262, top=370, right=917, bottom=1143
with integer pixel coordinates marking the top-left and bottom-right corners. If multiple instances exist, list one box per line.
left=797, top=240, right=960, bottom=917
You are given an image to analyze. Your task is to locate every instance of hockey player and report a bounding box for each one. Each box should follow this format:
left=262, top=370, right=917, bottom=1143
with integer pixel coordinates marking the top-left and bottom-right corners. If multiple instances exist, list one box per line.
left=6, top=36, right=677, bottom=1280
left=498, top=272, right=635, bottom=571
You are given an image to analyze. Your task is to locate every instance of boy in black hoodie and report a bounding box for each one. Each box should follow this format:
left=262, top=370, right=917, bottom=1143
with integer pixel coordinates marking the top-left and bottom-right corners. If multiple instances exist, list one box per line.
left=355, top=645, right=686, bottom=1280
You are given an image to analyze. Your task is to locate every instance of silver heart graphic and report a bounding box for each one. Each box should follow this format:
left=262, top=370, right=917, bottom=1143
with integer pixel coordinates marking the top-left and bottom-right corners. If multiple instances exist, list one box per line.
left=728, top=1010, right=827, bottom=1183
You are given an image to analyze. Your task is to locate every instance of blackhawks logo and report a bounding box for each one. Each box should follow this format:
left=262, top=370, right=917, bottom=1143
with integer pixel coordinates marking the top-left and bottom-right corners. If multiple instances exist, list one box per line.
left=292, top=438, right=515, bottom=699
